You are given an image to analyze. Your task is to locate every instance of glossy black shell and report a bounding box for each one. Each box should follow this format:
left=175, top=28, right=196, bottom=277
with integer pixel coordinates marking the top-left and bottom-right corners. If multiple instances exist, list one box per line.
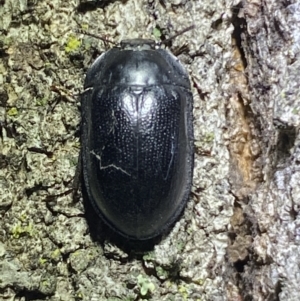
left=81, top=39, right=194, bottom=240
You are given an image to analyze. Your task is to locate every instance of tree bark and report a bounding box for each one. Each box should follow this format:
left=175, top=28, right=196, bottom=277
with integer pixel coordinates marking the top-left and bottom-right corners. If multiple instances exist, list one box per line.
left=0, top=0, right=299, bottom=300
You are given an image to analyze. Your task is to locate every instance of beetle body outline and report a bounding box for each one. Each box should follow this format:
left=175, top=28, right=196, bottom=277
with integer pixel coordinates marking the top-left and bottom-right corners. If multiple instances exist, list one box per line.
left=81, top=39, right=194, bottom=240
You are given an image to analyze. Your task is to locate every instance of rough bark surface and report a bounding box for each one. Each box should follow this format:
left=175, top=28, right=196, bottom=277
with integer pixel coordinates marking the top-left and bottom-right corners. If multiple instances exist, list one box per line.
left=0, top=0, right=299, bottom=300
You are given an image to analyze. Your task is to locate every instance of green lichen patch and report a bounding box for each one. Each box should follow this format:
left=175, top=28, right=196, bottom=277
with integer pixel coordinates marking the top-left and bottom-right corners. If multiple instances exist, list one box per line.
left=7, top=107, right=18, bottom=116
left=137, top=274, right=155, bottom=297
left=11, top=222, right=35, bottom=239
left=65, top=36, right=81, bottom=53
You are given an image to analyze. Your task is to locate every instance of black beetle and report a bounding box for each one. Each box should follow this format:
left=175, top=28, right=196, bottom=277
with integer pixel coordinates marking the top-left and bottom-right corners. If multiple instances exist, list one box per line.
left=81, top=35, right=194, bottom=240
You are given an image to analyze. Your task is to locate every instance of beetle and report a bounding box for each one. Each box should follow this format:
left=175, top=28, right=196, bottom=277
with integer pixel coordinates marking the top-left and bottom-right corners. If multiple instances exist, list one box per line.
left=80, top=32, right=194, bottom=240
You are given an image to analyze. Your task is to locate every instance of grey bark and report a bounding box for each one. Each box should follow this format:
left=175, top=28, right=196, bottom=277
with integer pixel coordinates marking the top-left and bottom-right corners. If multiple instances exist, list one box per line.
left=0, top=0, right=299, bottom=300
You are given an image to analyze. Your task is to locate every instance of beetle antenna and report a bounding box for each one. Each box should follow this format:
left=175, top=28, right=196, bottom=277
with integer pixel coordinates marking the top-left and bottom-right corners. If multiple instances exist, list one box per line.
left=160, top=25, right=195, bottom=45
left=77, top=29, right=118, bottom=46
